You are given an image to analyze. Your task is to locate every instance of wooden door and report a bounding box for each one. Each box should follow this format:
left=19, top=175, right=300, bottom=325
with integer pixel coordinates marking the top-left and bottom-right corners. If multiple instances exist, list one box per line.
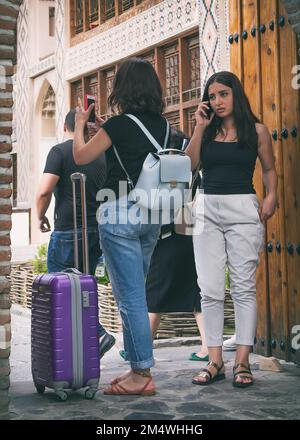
left=229, top=0, right=300, bottom=362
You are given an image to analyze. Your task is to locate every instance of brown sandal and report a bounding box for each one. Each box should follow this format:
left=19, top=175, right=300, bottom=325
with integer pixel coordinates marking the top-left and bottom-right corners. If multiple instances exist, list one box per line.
left=104, top=377, right=156, bottom=396
left=233, top=363, right=253, bottom=388
left=192, top=361, right=225, bottom=386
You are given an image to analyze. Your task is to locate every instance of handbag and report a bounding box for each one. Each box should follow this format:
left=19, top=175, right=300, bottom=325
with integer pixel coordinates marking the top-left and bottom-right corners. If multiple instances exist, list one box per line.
left=174, top=164, right=202, bottom=236
left=113, top=114, right=191, bottom=211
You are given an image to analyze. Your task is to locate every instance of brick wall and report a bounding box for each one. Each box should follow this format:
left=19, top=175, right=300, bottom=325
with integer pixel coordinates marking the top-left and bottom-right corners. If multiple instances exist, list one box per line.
left=0, top=0, right=22, bottom=420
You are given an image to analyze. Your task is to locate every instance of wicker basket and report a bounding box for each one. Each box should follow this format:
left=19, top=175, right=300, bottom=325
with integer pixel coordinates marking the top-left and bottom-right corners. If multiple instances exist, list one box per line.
left=9, top=263, right=35, bottom=309
left=9, top=264, right=235, bottom=338
left=98, top=283, right=122, bottom=333
left=156, top=290, right=234, bottom=338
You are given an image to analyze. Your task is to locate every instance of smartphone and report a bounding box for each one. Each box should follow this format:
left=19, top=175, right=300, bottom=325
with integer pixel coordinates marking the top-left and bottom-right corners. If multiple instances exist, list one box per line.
left=204, top=103, right=213, bottom=119
left=181, top=138, right=189, bottom=151
left=84, top=94, right=96, bottom=123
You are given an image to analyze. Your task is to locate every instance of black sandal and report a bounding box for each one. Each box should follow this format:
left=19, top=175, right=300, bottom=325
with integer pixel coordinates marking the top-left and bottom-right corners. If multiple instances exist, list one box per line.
left=192, top=361, right=226, bottom=386
left=232, top=363, right=253, bottom=388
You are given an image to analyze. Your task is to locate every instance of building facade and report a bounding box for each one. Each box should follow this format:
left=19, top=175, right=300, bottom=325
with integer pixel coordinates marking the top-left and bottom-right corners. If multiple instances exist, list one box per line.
left=1, top=0, right=299, bottom=420
left=11, top=0, right=230, bottom=248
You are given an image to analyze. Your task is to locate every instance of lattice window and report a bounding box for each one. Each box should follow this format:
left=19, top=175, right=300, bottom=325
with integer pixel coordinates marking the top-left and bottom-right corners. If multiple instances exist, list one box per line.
left=103, top=68, right=115, bottom=116
left=183, top=36, right=201, bottom=102
left=141, top=51, right=155, bottom=67
left=71, top=80, right=83, bottom=108
left=49, top=7, right=55, bottom=37
left=75, top=0, right=84, bottom=34
left=120, top=0, right=134, bottom=13
left=89, top=0, right=99, bottom=25
left=86, top=74, right=99, bottom=113
left=164, top=45, right=180, bottom=106
left=187, top=107, right=197, bottom=137
left=165, top=111, right=180, bottom=131
left=105, top=0, right=115, bottom=20
left=42, top=86, right=55, bottom=119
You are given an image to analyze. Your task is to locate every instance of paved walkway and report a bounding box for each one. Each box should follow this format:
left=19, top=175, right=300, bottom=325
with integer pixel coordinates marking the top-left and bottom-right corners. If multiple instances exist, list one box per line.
left=8, top=304, right=300, bottom=420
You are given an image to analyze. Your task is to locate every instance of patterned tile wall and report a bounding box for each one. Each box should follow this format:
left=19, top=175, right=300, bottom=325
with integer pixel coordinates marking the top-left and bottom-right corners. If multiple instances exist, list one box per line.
left=16, top=0, right=30, bottom=206
left=14, top=0, right=230, bottom=207
left=66, top=0, right=200, bottom=80
left=55, top=0, right=67, bottom=142
left=199, top=0, right=230, bottom=93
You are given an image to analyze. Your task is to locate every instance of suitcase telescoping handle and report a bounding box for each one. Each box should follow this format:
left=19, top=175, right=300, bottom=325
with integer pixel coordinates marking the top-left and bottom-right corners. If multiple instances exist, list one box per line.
left=70, top=173, right=89, bottom=274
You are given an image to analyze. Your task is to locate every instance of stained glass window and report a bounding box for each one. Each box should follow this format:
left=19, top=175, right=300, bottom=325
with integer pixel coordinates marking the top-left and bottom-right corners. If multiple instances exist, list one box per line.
left=165, top=111, right=180, bottom=131
left=71, top=80, right=83, bottom=108
left=186, top=36, right=201, bottom=101
left=164, top=45, right=180, bottom=106
left=105, top=0, right=115, bottom=20
left=120, top=0, right=134, bottom=12
left=75, top=0, right=83, bottom=34
left=86, top=75, right=99, bottom=113
left=187, top=107, right=197, bottom=137
left=89, top=0, right=99, bottom=24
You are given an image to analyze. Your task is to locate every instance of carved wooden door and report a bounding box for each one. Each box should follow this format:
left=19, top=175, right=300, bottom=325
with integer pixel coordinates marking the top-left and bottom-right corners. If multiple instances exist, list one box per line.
left=229, top=0, right=300, bottom=362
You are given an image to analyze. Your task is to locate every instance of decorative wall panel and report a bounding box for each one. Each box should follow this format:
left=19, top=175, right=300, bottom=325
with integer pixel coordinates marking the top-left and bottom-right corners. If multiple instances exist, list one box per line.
left=16, top=0, right=30, bottom=206
left=55, top=0, right=67, bottom=142
left=198, top=0, right=230, bottom=93
left=29, top=55, right=55, bottom=79
left=66, top=0, right=200, bottom=80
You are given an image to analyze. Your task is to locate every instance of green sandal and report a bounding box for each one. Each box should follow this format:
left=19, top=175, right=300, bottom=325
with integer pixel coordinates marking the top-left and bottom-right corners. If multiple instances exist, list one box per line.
left=232, top=363, right=253, bottom=388
left=189, top=352, right=209, bottom=362
left=192, top=361, right=225, bottom=386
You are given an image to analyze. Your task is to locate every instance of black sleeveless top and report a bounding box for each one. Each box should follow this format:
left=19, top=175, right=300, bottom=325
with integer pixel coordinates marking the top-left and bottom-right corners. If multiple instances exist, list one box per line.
left=200, top=140, right=258, bottom=194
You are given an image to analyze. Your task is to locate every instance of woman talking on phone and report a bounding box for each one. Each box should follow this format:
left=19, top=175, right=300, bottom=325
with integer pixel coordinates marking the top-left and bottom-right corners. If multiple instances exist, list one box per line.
left=186, top=71, right=277, bottom=388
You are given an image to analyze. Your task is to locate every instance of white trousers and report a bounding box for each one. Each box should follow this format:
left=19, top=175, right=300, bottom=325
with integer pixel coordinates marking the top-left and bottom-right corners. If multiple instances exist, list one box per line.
left=193, top=193, right=264, bottom=347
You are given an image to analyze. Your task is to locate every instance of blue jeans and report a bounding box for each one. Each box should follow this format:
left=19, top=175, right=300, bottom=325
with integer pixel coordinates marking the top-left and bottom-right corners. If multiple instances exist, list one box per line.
left=47, top=227, right=101, bottom=275
left=98, top=200, right=161, bottom=370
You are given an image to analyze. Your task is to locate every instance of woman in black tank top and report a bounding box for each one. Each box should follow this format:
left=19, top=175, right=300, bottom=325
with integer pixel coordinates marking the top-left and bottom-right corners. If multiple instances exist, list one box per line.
left=186, top=71, right=278, bottom=388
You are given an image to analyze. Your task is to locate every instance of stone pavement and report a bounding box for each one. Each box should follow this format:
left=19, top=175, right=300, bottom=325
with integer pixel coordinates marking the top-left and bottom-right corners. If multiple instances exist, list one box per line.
left=8, top=304, right=300, bottom=420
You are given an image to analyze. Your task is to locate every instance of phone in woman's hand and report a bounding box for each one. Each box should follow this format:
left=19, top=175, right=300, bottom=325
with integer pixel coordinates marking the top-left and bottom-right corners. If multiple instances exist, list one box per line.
left=204, top=103, right=213, bottom=119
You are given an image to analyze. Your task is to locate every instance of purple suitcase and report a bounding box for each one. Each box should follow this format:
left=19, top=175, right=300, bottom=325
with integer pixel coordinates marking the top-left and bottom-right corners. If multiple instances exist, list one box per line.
left=31, top=173, right=100, bottom=401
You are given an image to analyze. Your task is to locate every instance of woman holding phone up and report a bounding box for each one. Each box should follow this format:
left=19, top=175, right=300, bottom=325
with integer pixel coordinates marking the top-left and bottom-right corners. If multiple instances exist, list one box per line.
left=73, top=58, right=169, bottom=396
left=186, top=71, right=277, bottom=388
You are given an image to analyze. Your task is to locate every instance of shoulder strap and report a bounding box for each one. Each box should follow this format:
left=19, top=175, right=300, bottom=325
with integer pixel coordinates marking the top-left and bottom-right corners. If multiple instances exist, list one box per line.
left=125, top=114, right=170, bottom=151
left=113, top=115, right=170, bottom=187
left=112, top=146, right=134, bottom=190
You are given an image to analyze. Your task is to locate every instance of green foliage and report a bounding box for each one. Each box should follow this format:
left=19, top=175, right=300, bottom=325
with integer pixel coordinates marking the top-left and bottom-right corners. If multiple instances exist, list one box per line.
left=96, top=271, right=110, bottom=286
left=225, top=267, right=230, bottom=290
left=32, top=243, right=48, bottom=274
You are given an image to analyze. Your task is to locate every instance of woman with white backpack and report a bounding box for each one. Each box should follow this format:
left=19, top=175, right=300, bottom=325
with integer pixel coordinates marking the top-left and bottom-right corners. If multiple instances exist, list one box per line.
left=73, top=58, right=173, bottom=396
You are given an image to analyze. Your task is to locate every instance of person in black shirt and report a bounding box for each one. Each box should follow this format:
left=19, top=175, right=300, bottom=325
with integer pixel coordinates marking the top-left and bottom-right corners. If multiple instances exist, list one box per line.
left=146, top=129, right=208, bottom=360
left=73, top=58, right=167, bottom=396
left=186, top=71, right=278, bottom=388
left=36, top=110, right=115, bottom=359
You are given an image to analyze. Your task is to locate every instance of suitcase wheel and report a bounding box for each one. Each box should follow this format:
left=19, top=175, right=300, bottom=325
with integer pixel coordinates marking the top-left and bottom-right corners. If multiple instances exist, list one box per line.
left=55, top=390, right=68, bottom=401
left=34, top=382, right=45, bottom=395
left=85, top=388, right=96, bottom=400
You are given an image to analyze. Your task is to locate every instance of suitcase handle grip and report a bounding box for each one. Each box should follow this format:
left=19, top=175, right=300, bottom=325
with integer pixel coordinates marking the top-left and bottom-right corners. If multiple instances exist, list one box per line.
left=63, top=268, right=82, bottom=275
left=70, top=173, right=89, bottom=274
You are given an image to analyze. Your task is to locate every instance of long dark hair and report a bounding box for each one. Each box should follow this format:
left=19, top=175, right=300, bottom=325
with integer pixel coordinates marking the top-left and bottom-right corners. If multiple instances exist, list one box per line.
left=108, top=57, right=165, bottom=115
left=202, top=71, right=260, bottom=148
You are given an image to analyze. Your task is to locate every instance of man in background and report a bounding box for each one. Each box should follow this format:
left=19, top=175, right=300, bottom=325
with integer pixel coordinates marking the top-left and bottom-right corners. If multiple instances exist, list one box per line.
left=36, top=109, right=115, bottom=358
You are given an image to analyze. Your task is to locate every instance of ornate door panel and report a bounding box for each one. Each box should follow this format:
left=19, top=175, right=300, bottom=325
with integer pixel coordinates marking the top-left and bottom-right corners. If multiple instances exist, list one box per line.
left=229, top=0, right=300, bottom=361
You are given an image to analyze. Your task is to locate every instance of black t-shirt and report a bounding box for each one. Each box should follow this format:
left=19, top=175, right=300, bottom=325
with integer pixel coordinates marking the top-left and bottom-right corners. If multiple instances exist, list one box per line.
left=201, top=140, right=257, bottom=194
left=43, top=139, right=106, bottom=230
left=102, top=113, right=169, bottom=198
